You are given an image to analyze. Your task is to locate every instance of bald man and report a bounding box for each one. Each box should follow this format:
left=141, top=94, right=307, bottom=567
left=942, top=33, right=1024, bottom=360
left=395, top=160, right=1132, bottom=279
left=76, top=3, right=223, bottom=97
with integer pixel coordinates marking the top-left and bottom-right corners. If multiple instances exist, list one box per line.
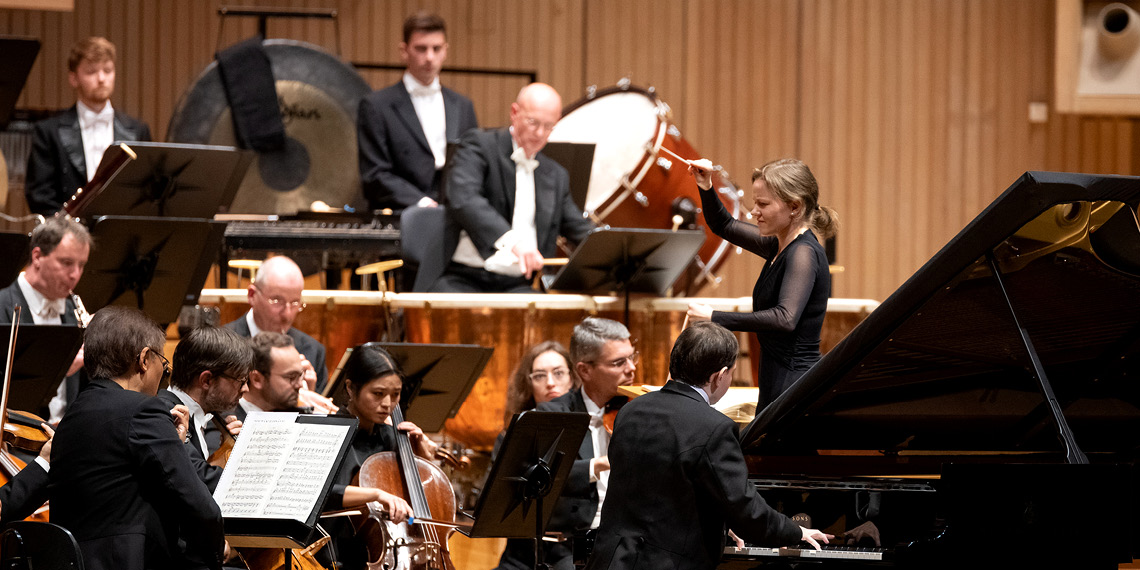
left=432, top=83, right=594, bottom=293
left=223, top=256, right=327, bottom=391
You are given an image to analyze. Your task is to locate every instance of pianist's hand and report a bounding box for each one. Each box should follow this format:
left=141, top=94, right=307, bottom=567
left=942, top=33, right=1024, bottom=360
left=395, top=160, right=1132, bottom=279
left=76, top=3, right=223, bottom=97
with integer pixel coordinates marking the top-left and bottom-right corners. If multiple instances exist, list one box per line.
left=800, top=527, right=833, bottom=551
left=845, top=521, right=881, bottom=547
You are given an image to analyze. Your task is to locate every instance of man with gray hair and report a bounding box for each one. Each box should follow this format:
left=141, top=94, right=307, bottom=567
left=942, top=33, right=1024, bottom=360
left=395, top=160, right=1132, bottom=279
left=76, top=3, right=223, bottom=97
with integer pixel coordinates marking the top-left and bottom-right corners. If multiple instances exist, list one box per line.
left=516, top=317, right=636, bottom=570
left=0, top=215, right=93, bottom=422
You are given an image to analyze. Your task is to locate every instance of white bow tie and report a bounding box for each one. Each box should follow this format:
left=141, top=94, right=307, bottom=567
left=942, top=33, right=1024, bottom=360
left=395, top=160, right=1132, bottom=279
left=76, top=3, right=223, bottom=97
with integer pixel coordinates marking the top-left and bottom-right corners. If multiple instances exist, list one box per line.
left=410, top=83, right=441, bottom=97
left=589, top=411, right=605, bottom=429
left=39, top=298, right=66, bottom=320
left=81, top=107, right=113, bottom=128
left=511, top=146, right=539, bottom=174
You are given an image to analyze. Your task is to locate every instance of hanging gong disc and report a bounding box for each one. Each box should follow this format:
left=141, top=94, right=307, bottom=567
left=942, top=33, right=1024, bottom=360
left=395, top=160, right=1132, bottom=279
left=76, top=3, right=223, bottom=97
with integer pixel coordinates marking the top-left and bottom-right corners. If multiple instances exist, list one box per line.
left=167, top=39, right=371, bottom=215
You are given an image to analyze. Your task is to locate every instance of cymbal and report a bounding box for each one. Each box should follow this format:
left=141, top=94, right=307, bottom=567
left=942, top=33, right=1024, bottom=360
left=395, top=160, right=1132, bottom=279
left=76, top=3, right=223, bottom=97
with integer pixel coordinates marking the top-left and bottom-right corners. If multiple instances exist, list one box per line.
left=168, top=39, right=371, bottom=215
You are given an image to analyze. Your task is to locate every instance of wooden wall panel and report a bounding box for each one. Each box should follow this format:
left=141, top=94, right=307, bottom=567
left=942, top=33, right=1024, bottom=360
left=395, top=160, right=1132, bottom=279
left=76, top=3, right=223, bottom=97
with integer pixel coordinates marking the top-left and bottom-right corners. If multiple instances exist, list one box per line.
left=2, top=0, right=1137, bottom=302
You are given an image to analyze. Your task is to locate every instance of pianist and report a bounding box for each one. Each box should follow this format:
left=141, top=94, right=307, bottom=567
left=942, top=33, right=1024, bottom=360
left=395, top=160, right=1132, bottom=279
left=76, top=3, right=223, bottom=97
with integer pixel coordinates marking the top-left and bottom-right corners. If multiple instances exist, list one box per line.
left=584, top=322, right=830, bottom=570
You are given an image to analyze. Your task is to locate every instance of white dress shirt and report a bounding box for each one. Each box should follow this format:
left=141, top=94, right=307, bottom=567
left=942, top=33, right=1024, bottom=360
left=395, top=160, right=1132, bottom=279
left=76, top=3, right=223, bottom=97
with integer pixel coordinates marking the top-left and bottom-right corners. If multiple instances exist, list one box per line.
left=18, top=273, right=71, bottom=424
left=403, top=72, right=447, bottom=170
left=168, top=385, right=213, bottom=459
left=452, top=132, right=540, bottom=275
left=76, top=100, right=115, bottom=182
left=581, top=388, right=610, bottom=529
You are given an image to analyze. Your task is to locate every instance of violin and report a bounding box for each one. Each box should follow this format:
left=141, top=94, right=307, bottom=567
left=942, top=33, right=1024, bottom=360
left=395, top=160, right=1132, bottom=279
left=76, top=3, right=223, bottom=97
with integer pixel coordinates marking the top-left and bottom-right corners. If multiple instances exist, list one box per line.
left=602, top=395, right=629, bottom=434
left=0, top=307, right=50, bottom=522
left=353, top=404, right=457, bottom=570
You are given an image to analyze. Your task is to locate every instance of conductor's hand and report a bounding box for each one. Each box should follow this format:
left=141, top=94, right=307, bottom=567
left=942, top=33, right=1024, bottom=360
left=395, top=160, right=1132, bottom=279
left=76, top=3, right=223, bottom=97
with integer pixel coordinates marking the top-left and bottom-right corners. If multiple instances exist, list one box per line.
left=37, top=423, right=55, bottom=463
left=687, top=159, right=715, bottom=190
left=687, top=302, right=713, bottom=321
left=170, top=405, right=190, bottom=443
left=396, top=421, right=438, bottom=461
left=799, top=527, right=833, bottom=551
left=512, top=243, right=545, bottom=278
left=375, top=490, right=413, bottom=523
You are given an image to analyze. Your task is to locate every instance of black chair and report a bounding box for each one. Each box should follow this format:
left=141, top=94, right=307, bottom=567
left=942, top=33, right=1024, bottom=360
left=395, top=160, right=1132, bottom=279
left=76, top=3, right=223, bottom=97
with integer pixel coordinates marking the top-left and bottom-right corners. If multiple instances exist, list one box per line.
left=400, top=205, right=457, bottom=292
left=0, top=520, right=84, bottom=570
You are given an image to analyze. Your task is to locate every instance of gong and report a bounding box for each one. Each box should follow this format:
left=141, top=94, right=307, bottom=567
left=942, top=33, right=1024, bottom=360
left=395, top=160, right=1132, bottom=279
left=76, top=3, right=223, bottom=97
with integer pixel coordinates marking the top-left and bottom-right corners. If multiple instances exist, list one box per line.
left=168, top=39, right=371, bottom=215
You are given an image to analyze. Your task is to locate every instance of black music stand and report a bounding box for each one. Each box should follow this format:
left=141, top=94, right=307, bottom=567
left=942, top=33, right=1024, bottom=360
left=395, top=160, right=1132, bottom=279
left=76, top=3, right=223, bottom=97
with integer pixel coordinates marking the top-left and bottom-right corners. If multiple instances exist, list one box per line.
left=0, top=36, right=39, bottom=130
left=541, top=142, right=596, bottom=212
left=324, top=342, right=493, bottom=433
left=0, top=232, right=31, bottom=288
left=73, top=216, right=227, bottom=325
left=543, top=228, right=705, bottom=322
left=69, top=141, right=253, bottom=220
left=461, top=411, right=590, bottom=570
left=0, top=325, right=83, bottom=414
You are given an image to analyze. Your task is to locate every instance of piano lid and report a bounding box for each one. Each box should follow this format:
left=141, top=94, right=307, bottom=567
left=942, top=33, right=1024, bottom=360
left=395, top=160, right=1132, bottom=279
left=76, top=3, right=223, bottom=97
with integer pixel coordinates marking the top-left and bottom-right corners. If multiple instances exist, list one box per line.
left=742, top=171, right=1140, bottom=456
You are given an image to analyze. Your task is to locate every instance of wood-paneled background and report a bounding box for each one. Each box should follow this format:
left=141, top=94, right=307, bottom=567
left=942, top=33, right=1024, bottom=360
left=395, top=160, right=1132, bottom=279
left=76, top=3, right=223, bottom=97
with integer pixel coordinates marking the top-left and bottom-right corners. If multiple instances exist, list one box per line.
left=2, top=0, right=1136, bottom=302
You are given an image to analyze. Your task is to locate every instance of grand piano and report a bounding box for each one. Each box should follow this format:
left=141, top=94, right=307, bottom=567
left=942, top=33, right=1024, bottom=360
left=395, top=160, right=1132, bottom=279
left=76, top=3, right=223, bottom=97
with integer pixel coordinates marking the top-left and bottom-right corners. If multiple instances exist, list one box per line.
left=724, top=172, right=1140, bottom=568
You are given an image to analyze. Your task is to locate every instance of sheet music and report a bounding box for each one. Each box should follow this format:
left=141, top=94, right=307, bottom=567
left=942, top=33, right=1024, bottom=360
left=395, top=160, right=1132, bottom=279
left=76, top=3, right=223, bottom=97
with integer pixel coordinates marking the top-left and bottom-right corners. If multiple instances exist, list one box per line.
left=213, top=411, right=351, bottom=522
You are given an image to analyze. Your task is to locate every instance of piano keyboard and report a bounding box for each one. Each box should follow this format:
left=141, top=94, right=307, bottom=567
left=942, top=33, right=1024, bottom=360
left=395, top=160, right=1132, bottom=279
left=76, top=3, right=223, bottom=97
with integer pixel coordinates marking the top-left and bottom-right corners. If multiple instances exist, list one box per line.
left=724, top=544, right=885, bottom=562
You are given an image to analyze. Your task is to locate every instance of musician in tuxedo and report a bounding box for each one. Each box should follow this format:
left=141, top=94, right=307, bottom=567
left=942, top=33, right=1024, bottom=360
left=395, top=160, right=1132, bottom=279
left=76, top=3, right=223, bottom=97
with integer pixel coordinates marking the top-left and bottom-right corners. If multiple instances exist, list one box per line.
left=224, top=255, right=327, bottom=393
left=25, top=36, right=151, bottom=216
left=233, top=331, right=307, bottom=420
left=432, top=82, right=594, bottom=293
left=0, top=216, right=91, bottom=423
left=520, top=318, right=635, bottom=570
left=358, top=12, right=478, bottom=211
left=584, top=322, right=830, bottom=570
left=157, top=325, right=253, bottom=492
left=49, top=306, right=224, bottom=570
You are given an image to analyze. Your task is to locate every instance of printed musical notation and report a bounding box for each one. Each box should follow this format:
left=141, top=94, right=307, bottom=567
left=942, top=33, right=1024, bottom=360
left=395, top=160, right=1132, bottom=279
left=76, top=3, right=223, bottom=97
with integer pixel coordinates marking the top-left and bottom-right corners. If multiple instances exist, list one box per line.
left=213, top=412, right=351, bottom=522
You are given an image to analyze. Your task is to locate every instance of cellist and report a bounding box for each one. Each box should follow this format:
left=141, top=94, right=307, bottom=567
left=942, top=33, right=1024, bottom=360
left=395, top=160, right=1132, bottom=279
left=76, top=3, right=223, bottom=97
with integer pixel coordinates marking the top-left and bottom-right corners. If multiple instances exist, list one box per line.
left=322, top=344, right=435, bottom=570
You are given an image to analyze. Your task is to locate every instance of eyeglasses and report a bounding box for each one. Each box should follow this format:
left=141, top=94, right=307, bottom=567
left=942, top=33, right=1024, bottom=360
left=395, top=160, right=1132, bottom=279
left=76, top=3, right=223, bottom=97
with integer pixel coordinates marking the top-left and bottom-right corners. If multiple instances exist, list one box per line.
left=522, top=115, right=557, bottom=133
left=151, top=350, right=171, bottom=382
left=528, top=367, right=570, bottom=384
left=216, top=371, right=249, bottom=387
left=591, top=351, right=640, bottom=369
left=254, top=287, right=306, bottom=312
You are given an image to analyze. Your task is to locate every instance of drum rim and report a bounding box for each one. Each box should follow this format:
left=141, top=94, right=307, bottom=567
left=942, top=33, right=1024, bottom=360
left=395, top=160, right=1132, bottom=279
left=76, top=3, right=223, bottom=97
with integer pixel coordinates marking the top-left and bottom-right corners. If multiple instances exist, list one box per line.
left=561, top=84, right=658, bottom=116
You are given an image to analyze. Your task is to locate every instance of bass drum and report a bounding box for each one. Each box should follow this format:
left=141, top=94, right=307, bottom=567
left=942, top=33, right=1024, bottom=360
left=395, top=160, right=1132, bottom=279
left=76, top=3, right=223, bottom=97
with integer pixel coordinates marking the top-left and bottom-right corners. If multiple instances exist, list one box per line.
left=547, top=84, right=742, bottom=295
left=167, top=39, right=371, bottom=215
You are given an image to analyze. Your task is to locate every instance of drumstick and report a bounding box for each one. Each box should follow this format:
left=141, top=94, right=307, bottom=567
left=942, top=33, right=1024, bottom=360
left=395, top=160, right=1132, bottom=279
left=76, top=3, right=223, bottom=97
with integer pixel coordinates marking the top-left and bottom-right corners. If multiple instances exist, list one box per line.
left=661, top=146, right=723, bottom=172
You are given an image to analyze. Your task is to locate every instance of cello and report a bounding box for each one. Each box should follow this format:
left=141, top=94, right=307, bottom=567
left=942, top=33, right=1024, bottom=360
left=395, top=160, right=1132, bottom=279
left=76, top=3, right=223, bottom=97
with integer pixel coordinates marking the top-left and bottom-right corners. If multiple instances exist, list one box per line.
left=354, top=403, right=457, bottom=570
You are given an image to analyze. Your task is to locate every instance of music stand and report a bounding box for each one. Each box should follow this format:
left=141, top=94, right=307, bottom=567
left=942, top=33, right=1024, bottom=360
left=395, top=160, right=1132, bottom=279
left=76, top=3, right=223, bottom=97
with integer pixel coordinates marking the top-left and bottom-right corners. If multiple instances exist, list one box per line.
left=0, top=36, right=39, bottom=130
left=543, top=228, right=705, bottom=322
left=541, top=142, right=596, bottom=213
left=0, top=232, right=30, bottom=288
left=73, top=216, right=228, bottom=325
left=324, top=342, right=493, bottom=433
left=460, top=411, right=590, bottom=570
left=69, top=141, right=253, bottom=220
left=0, top=325, right=83, bottom=414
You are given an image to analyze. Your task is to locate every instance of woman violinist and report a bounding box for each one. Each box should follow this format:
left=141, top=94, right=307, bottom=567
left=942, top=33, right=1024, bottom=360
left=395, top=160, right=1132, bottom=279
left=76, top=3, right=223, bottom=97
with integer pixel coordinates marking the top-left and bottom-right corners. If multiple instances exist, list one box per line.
left=322, top=344, right=436, bottom=569
left=493, top=340, right=578, bottom=570
left=687, top=158, right=838, bottom=408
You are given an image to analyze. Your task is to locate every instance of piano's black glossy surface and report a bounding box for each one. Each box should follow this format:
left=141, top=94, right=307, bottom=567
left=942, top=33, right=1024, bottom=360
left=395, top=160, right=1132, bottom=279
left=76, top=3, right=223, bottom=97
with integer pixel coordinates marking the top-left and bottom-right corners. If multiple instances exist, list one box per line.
left=733, top=172, right=1140, bottom=568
